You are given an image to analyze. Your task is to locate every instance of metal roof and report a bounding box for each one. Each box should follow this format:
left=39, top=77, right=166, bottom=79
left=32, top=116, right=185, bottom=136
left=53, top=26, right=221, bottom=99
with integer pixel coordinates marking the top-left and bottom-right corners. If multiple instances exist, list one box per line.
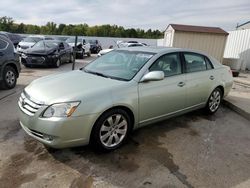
left=167, top=24, right=228, bottom=35
left=236, top=21, right=250, bottom=28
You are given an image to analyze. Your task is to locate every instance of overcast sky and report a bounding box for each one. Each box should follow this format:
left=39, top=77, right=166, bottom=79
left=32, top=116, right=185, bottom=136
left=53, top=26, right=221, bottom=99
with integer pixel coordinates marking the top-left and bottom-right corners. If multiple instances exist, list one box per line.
left=1, top=0, right=249, bottom=31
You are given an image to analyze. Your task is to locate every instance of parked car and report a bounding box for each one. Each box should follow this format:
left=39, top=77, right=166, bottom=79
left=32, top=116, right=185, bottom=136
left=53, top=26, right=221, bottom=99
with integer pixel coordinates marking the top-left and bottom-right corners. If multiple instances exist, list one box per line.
left=88, top=39, right=102, bottom=54
left=18, top=47, right=233, bottom=151
left=0, top=31, right=22, bottom=47
left=17, top=36, right=54, bottom=53
left=20, top=40, right=73, bottom=68
left=97, top=42, right=146, bottom=56
left=0, top=35, right=21, bottom=89
left=65, top=37, right=91, bottom=58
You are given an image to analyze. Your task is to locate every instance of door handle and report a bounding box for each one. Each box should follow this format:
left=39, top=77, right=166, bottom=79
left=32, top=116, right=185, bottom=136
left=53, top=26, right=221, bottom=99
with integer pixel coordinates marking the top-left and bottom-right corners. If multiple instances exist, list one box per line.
left=178, top=82, right=185, bottom=87
left=209, top=76, right=215, bottom=80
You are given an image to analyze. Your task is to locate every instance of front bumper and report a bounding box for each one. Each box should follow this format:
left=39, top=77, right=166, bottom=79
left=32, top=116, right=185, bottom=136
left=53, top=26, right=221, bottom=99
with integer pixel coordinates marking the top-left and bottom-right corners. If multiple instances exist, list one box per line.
left=18, top=103, right=99, bottom=148
left=20, top=54, right=58, bottom=66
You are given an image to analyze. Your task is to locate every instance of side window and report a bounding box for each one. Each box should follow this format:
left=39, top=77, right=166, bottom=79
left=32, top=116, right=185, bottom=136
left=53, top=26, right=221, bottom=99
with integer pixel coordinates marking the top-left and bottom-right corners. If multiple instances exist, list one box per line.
left=184, top=53, right=207, bottom=73
left=0, top=39, right=8, bottom=50
left=205, top=57, right=213, bottom=70
left=149, top=53, right=182, bottom=77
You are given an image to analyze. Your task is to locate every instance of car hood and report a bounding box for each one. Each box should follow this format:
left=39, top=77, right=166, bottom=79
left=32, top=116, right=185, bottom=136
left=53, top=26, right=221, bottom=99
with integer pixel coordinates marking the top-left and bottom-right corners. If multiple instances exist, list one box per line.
left=24, top=47, right=56, bottom=55
left=99, top=49, right=113, bottom=55
left=18, top=41, right=35, bottom=47
left=24, top=70, right=125, bottom=104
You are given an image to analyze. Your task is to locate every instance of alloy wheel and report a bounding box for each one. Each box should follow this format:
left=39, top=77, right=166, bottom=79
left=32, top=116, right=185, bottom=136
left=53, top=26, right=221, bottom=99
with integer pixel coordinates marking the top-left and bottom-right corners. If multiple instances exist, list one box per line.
left=5, top=70, right=15, bottom=86
left=99, top=114, right=128, bottom=148
left=209, top=90, right=221, bottom=112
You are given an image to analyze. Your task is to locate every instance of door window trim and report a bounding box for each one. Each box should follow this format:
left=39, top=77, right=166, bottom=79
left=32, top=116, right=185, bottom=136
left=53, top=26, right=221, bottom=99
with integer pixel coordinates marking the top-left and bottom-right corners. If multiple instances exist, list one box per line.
left=0, top=38, right=9, bottom=50
left=181, top=52, right=214, bottom=73
left=148, top=52, right=184, bottom=78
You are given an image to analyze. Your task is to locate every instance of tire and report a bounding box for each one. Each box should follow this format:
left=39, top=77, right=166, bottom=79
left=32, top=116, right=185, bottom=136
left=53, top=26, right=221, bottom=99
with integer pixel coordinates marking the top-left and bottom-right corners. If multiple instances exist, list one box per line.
left=0, top=66, right=17, bottom=89
left=205, top=87, right=222, bottom=114
left=69, top=54, right=74, bottom=63
left=90, top=109, right=131, bottom=152
left=54, top=58, right=61, bottom=68
left=23, top=64, right=31, bottom=68
left=81, top=50, right=85, bottom=59
left=87, top=51, right=91, bottom=57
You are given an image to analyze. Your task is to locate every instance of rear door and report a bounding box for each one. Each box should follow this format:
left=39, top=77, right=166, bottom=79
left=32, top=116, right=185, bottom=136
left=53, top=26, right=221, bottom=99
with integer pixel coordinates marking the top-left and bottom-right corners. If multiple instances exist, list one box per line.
left=182, top=52, right=214, bottom=108
left=138, top=52, right=186, bottom=124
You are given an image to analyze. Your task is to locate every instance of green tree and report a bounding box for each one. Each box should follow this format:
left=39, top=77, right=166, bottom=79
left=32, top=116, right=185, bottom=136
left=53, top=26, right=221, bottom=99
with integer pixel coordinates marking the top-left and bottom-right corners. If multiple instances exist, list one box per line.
left=0, top=16, right=14, bottom=31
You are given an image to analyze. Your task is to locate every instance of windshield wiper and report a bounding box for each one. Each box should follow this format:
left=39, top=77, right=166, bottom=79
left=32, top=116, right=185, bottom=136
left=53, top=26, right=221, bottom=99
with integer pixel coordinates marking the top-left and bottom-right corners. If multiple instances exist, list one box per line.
left=83, top=69, right=109, bottom=78
left=83, top=68, right=128, bottom=81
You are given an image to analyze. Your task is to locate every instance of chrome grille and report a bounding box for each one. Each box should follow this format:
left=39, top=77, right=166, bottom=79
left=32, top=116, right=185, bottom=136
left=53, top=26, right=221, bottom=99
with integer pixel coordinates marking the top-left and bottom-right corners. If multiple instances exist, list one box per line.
left=18, top=92, right=43, bottom=116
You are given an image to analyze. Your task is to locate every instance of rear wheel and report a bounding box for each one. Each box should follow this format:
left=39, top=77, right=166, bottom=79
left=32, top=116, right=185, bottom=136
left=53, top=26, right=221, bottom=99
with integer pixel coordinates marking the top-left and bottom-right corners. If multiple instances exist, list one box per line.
left=205, top=87, right=222, bottom=114
left=91, top=109, right=131, bottom=152
left=54, top=58, right=61, bottom=68
left=69, top=54, right=74, bottom=63
left=87, top=51, right=91, bottom=57
left=0, top=66, right=17, bottom=89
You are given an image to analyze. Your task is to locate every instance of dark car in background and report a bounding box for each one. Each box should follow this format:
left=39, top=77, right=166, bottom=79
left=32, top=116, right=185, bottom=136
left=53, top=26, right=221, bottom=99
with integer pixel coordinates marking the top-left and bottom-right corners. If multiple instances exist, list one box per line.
left=0, top=35, right=21, bottom=89
left=88, top=39, right=102, bottom=53
left=0, top=31, right=22, bottom=47
left=20, top=40, right=73, bottom=68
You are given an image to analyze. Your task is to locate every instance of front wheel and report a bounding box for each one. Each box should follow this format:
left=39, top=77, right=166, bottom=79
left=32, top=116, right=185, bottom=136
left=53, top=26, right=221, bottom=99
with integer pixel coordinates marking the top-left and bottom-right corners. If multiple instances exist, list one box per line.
left=91, top=109, right=131, bottom=152
left=205, top=88, right=222, bottom=114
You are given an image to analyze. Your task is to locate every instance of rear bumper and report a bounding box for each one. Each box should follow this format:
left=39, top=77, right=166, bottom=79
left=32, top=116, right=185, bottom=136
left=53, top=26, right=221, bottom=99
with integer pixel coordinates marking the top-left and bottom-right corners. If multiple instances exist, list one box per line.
left=18, top=106, right=99, bottom=148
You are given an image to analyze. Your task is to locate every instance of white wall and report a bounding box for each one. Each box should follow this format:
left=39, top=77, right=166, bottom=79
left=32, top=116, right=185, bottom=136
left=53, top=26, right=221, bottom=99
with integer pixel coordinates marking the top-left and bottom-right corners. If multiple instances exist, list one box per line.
left=223, top=29, right=250, bottom=70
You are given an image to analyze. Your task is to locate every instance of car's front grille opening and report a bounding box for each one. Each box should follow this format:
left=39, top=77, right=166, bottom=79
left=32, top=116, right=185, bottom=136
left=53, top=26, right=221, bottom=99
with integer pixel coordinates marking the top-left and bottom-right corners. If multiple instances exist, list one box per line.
left=18, top=91, right=43, bottom=116
left=29, top=128, right=44, bottom=139
left=28, top=128, right=54, bottom=141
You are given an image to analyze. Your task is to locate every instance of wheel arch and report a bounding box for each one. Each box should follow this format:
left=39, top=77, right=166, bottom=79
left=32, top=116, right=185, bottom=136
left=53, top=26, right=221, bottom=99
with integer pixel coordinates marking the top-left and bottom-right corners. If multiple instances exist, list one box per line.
left=216, top=85, right=224, bottom=97
left=2, top=61, right=20, bottom=78
left=90, top=105, right=135, bottom=141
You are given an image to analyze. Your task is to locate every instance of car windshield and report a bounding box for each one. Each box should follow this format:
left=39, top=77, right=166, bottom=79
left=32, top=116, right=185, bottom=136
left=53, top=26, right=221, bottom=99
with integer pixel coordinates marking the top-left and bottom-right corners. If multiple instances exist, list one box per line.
left=83, top=50, right=155, bottom=81
left=32, top=40, right=59, bottom=49
left=23, top=37, right=42, bottom=43
left=66, top=37, right=82, bottom=43
left=88, top=40, right=96, bottom=44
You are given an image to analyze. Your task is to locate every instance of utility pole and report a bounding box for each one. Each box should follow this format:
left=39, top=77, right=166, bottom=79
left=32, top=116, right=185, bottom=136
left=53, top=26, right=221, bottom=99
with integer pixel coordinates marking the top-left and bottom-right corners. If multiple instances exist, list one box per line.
left=72, top=36, right=78, bottom=70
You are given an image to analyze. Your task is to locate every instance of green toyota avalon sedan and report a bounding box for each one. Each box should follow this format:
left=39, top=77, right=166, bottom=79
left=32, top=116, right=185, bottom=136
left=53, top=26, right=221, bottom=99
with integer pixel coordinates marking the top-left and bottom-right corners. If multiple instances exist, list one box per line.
left=18, top=47, right=233, bottom=151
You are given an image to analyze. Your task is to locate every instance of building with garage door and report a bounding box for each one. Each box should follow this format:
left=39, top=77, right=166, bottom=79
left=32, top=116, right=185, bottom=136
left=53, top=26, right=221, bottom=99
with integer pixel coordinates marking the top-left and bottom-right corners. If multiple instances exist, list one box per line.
left=163, top=24, right=228, bottom=62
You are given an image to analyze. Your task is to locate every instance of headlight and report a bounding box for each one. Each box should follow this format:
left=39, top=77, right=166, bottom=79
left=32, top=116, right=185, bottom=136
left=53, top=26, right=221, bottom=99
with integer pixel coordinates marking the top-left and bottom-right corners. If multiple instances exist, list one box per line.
left=42, top=101, right=80, bottom=118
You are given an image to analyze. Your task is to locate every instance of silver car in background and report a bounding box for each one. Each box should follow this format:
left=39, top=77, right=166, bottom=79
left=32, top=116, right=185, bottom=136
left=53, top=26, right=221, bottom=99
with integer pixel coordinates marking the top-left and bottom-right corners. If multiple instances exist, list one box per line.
left=18, top=47, right=233, bottom=151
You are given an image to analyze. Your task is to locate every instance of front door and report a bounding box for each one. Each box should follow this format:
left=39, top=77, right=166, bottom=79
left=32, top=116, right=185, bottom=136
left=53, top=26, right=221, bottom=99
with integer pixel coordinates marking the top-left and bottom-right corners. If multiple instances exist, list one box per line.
left=138, top=52, right=186, bottom=125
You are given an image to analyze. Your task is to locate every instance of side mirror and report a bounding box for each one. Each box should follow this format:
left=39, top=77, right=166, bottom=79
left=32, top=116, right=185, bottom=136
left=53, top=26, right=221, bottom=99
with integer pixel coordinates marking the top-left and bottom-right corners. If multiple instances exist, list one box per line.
left=140, top=71, right=164, bottom=82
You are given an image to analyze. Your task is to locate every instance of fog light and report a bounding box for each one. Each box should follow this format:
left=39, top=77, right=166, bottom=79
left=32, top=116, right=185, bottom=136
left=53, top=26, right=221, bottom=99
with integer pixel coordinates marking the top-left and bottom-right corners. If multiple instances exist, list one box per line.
left=43, top=134, right=54, bottom=141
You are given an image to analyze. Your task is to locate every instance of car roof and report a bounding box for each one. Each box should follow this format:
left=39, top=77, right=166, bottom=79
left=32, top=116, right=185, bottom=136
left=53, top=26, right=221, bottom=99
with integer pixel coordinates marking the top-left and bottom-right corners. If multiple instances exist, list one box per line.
left=116, top=46, right=211, bottom=56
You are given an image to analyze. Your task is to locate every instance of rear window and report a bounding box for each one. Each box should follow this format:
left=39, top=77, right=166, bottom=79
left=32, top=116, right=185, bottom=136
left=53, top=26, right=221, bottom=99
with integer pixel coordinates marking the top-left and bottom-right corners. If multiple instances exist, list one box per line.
left=0, top=39, right=8, bottom=50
